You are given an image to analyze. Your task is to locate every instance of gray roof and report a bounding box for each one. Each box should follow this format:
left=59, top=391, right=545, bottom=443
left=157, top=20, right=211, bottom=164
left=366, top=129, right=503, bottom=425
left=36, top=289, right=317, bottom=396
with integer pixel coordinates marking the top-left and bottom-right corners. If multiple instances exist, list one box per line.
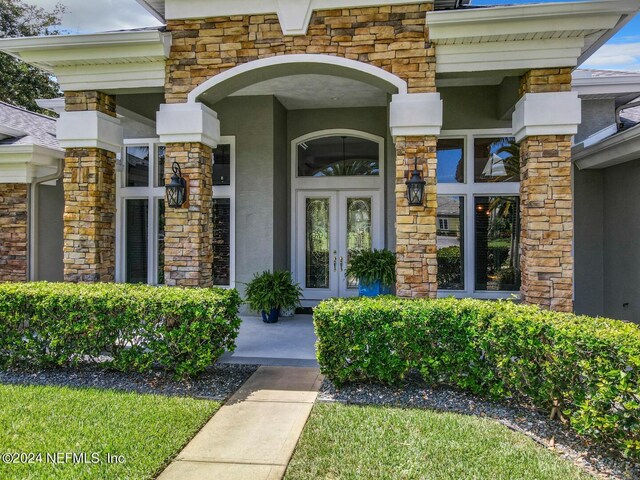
left=438, top=196, right=461, bottom=217
left=578, top=68, right=639, bottom=77
left=0, top=101, right=60, bottom=151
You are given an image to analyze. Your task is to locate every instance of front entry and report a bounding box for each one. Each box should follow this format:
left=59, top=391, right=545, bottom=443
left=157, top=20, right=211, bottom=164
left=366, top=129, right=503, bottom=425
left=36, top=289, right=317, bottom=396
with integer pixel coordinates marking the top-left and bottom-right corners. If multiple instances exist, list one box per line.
left=295, top=190, right=382, bottom=300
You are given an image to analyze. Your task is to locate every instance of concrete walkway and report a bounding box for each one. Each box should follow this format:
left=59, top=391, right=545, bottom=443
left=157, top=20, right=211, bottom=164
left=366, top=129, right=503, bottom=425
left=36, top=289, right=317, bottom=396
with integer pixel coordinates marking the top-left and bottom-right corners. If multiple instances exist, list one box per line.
left=157, top=366, right=323, bottom=480
left=218, top=315, right=318, bottom=367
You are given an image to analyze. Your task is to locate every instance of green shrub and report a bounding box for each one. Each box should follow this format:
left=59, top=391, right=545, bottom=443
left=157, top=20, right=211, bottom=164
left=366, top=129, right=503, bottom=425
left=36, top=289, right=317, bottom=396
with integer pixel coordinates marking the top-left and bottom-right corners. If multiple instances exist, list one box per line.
left=314, top=297, right=640, bottom=459
left=0, top=282, right=241, bottom=377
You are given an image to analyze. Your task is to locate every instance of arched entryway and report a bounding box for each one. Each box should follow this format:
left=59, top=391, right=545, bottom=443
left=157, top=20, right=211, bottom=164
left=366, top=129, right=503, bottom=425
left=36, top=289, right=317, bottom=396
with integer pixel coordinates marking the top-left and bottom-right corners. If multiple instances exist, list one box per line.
left=291, top=129, right=385, bottom=301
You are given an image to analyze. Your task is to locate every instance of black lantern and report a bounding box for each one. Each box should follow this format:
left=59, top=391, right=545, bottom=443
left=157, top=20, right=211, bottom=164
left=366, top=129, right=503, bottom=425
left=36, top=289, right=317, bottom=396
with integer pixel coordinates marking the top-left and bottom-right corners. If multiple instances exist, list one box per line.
left=166, top=161, right=187, bottom=208
left=405, top=157, right=426, bottom=206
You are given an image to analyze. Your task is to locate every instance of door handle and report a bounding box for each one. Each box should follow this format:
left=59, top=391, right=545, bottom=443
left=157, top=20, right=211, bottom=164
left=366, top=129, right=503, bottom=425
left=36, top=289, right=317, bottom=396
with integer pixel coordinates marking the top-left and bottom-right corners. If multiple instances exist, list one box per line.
left=340, top=256, right=344, bottom=272
left=333, top=251, right=337, bottom=272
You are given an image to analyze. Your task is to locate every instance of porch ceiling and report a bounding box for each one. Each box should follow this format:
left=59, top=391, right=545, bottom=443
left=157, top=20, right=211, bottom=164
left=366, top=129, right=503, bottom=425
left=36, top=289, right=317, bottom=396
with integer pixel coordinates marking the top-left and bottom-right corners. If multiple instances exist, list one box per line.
left=225, top=74, right=388, bottom=110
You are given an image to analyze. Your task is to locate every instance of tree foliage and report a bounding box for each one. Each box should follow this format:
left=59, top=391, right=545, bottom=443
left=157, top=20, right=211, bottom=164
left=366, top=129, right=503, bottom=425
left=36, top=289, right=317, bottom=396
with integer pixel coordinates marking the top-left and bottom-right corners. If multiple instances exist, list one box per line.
left=0, top=0, right=65, bottom=114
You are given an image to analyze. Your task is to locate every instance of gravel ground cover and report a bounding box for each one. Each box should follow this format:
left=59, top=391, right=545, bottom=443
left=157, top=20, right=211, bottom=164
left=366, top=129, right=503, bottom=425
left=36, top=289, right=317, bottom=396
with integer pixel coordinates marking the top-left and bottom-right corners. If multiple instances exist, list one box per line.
left=318, top=373, right=638, bottom=480
left=0, top=363, right=258, bottom=400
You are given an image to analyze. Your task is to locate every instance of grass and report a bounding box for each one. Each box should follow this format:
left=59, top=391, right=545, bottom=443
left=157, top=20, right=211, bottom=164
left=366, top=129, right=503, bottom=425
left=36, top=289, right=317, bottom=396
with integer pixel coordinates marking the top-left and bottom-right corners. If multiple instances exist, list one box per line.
left=0, top=384, right=219, bottom=480
left=285, top=403, right=592, bottom=480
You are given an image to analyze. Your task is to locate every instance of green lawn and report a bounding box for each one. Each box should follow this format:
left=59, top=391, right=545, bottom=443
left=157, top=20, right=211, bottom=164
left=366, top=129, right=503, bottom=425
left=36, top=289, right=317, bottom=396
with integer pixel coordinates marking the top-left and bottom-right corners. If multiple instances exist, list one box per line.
left=285, top=403, right=592, bottom=480
left=0, top=384, right=219, bottom=480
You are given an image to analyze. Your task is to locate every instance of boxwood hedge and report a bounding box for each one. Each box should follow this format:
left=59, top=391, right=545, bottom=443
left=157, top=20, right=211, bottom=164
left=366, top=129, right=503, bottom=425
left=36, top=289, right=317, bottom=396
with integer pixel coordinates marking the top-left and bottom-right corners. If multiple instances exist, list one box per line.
left=314, top=297, right=640, bottom=458
left=0, top=282, right=241, bottom=377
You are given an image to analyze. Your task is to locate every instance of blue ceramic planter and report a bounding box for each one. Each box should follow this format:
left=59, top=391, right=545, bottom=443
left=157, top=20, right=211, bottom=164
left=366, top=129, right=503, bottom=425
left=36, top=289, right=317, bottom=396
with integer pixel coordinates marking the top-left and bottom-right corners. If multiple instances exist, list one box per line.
left=261, top=308, right=280, bottom=323
left=358, top=280, right=392, bottom=297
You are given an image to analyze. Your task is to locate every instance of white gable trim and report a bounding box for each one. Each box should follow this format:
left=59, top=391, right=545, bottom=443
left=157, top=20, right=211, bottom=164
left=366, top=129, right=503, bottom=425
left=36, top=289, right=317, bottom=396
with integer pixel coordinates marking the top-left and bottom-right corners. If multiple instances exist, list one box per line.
left=0, top=30, right=171, bottom=93
left=164, top=0, right=429, bottom=35
left=0, top=145, right=63, bottom=183
left=574, top=125, right=640, bottom=170
left=188, top=54, right=407, bottom=103
left=428, top=0, right=639, bottom=74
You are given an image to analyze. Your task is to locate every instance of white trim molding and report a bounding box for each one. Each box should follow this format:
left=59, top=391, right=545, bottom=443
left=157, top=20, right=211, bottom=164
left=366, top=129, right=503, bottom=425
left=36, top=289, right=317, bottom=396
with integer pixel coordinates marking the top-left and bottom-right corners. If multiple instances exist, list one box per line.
left=0, top=30, right=171, bottom=93
left=573, top=125, right=640, bottom=170
left=512, top=92, right=581, bottom=143
left=389, top=93, right=443, bottom=138
left=158, top=0, right=430, bottom=35
left=188, top=54, right=407, bottom=103
left=57, top=111, right=124, bottom=154
left=427, top=0, right=639, bottom=73
left=156, top=103, right=220, bottom=148
left=0, top=145, right=63, bottom=183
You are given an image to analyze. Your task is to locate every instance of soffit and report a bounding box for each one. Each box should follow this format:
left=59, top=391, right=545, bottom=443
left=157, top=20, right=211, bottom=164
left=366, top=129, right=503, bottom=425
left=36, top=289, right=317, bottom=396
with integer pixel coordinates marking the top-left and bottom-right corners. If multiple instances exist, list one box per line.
left=428, top=0, right=639, bottom=73
left=219, top=74, right=388, bottom=110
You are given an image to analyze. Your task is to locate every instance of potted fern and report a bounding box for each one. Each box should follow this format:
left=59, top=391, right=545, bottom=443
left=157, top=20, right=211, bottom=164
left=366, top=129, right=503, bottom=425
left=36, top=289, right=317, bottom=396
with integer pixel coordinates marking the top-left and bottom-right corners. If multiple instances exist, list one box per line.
left=346, top=249, right=396, bottom=297
left=245, top=270, right=302, bottom=323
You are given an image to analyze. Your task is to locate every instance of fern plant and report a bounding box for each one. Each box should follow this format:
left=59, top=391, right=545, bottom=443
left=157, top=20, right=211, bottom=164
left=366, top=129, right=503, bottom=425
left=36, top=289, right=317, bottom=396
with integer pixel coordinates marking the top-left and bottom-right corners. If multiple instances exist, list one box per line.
left=244, top=270, right=302, bottom=313
left=346, top=249, right=396, bottom=288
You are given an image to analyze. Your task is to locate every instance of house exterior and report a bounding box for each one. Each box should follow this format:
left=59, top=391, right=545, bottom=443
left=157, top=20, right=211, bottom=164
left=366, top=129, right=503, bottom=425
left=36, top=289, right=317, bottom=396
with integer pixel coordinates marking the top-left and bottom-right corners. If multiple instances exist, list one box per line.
left=572, top=69, right=640, bottom=322
left=0, top=0, right=638, bottom=317
left=0, top=102, right=63, bottom=283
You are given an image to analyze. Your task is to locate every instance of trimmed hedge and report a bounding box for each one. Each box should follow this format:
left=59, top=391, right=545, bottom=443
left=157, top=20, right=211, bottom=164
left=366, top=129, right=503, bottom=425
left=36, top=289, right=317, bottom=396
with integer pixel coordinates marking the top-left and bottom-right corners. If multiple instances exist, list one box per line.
left=0, top=282, right=241, bottom=377
left=314, top=297, right=640, bottom=458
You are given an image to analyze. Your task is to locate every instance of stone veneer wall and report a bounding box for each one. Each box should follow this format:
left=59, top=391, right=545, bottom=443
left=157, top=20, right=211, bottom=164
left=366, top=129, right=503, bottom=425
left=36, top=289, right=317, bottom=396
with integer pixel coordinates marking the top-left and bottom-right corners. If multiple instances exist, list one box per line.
left=62, top=92, right=117, bottom=282
left=519, top=69, right=574, bottom=311
left=163, top=143, right=214, bottom=287
left=0, top=184, right=28, bottom=282
left=64, top=91, right=117, bottom=116
left=394, top=136, right=438, bottom=298
left=165, top=3, right=436, bottom=101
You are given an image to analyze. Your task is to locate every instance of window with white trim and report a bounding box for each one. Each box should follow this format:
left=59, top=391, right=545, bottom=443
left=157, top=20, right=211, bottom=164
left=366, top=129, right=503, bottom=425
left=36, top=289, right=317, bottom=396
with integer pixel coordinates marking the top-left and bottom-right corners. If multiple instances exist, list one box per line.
left=117, top=138, right=236, bottom=287
left=436, top=131, right=520, bottom=298
left=116, top=140, right=166, bottom=285
left=211, top=137, right=236, bottom=288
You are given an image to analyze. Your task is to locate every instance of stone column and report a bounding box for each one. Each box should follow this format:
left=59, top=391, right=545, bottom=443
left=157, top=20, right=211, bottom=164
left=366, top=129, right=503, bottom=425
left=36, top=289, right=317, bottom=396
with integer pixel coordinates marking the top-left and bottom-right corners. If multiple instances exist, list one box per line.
left=157, top=103, right=220, bottom=287
left=163, top=143, right=213, bottom=287
left=390, top=91, right=443, bottom=298
left=58, top=91, right=122, bottom=282
left=394, top=136, right=438, bottom=298
left=0, top=184, right=28, bottom=282
left=515, top=68, right=581, bottom=311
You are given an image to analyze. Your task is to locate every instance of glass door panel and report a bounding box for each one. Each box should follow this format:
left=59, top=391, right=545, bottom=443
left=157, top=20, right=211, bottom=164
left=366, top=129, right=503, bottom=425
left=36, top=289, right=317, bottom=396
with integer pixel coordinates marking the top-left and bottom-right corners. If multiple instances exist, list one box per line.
left=345, top=197, right=372, bottom=289
left=337, top=191, right=382, bottom=297
left=305, top=198, right=331, bottom=289
left=297, top=191, right=339, bottom=300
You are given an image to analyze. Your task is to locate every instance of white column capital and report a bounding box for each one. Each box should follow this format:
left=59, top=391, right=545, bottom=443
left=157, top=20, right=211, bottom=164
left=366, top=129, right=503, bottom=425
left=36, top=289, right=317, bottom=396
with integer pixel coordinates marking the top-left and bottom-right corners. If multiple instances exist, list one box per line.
left=156, top=103, right=220, bottom=148
left=57, top=111, right=123, bottom=154
left=390, top=93, right=443, bottom=138
left=513, top=91, right=581, bottom=143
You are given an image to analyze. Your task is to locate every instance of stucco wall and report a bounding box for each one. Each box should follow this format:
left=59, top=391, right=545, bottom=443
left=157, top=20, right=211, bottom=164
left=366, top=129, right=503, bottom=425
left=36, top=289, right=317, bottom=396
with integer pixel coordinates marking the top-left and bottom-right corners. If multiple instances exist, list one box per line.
left=602, top=158, right=640, bottom=322
left=214, top=96, right=279, bottom=292
left=273, top=98, right=289, bottom=271
left=575, top=99, right=616, bottom=144
left=574, top=166, right=604, bottom=316
left=36, top=180, right=65, bottom=281
left=440, top=86, right=514, bottom=131
left=574, top=158, right=640, bottom=323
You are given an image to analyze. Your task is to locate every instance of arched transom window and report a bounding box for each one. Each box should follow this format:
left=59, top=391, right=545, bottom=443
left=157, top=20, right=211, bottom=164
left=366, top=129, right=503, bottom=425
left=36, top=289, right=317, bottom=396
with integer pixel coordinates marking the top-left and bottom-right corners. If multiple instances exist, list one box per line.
left=297, top=135, right=380, bottom=177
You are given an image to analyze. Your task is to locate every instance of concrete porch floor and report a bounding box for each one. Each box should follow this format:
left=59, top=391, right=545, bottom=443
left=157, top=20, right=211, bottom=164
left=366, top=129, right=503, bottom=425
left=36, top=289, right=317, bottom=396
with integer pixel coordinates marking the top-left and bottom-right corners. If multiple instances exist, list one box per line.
left=218, top=315, right=318, bottom=367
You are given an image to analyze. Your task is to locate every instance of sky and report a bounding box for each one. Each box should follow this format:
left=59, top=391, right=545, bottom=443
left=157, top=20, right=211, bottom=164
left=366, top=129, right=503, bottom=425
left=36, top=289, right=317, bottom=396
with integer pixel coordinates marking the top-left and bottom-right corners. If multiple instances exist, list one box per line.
left=34, top=0, right=640, bottom=72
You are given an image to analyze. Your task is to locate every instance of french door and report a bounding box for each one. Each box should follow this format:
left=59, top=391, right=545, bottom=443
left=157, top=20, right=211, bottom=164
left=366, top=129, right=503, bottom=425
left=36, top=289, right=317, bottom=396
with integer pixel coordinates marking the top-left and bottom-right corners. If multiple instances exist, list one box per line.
left=295, top=190, right=382, bottom=300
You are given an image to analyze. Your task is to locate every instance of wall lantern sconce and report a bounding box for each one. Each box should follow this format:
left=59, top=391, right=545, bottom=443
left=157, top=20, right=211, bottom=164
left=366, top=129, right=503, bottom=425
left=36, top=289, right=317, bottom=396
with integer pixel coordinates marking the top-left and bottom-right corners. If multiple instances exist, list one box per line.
left=405, top=158, right=426, bottom=206
left=166, top=161, right=187, bottom=208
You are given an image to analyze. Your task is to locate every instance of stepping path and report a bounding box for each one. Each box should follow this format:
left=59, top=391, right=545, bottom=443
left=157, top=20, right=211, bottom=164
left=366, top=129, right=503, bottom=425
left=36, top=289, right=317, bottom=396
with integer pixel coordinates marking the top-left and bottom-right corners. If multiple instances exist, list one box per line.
left=157, top=366, right=323, bottom=480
